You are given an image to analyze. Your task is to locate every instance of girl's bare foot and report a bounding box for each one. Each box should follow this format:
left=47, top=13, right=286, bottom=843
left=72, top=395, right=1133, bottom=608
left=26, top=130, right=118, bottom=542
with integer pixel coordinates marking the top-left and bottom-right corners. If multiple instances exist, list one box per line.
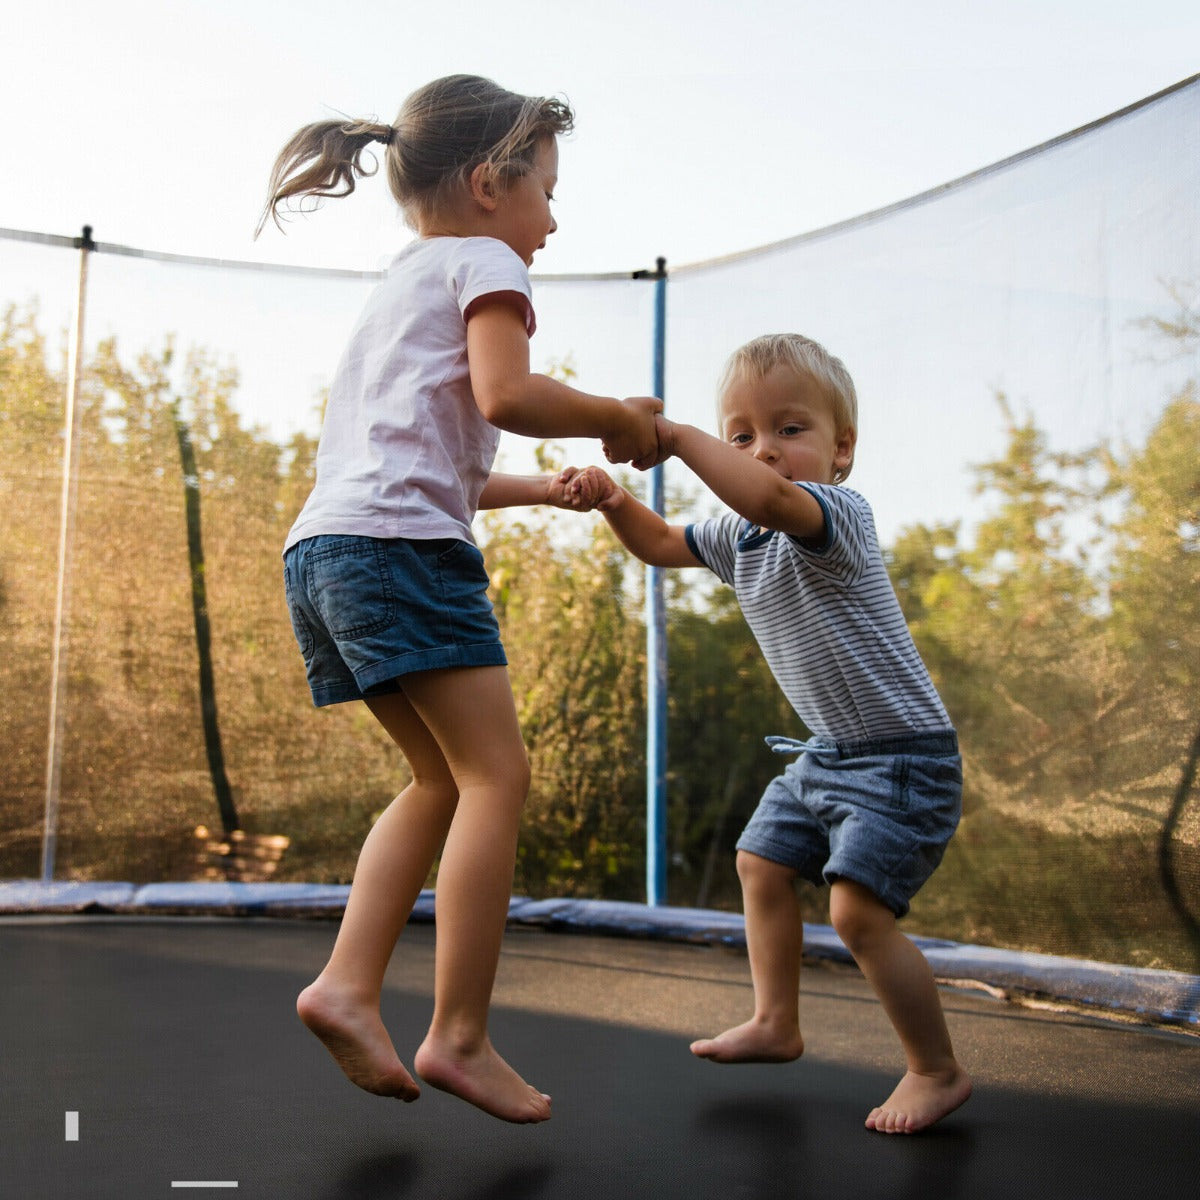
left=690, top=1017, right=805, bottom=1063
left=414, top=1034, right=551, bottom=1123
left=865, top=1066, right=972, bottom=1133
left=296, top=980, right=420, bottom=1101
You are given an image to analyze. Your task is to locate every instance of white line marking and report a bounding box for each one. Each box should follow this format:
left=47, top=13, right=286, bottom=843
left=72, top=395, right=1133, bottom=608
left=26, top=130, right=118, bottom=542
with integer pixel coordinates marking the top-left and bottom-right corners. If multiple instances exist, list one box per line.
left=170, top=1185, right=238, bottom=1190
left=64, top=1111, right=79, bottom=1141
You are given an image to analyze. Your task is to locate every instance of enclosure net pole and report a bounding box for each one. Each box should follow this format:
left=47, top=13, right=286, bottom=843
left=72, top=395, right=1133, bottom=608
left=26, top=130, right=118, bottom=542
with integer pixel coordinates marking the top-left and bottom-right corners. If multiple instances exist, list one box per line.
left=645, top=258, right=668, bottom=905
left=40, top=225, right=94, bottom=883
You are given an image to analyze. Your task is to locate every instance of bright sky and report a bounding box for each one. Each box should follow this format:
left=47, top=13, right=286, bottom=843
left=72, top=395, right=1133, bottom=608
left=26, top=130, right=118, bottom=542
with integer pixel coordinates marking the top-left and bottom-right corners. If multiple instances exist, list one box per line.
left=4, top=0, right=1198, bottom=274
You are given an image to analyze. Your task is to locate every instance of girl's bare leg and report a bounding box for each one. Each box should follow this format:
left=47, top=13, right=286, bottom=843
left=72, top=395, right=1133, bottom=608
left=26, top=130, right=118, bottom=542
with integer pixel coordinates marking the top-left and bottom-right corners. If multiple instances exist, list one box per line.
left=297, top=689, right=459, bottom=1101
left=691, top=851, right=806, bottom=1062
left=830, top=879, right=972, bottom=1133
left=401, top=666, right=551, bottom=1124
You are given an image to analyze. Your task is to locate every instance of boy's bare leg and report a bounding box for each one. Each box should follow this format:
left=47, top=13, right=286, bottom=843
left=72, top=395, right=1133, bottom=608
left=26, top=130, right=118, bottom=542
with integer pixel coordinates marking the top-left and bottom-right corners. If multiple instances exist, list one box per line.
left=691, top=851, right=806, bottom=1062
left=296, top=690, right=460, bottom=1101
left=402, top=666, right=551, bottom=1124
left=830, top=879, right=972, bottom=1133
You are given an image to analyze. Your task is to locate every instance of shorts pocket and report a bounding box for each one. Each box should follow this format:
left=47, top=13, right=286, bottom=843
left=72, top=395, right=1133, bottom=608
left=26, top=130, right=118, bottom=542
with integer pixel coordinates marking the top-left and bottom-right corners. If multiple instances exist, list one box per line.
left=305, top=537, right=397, bottom=639
left=899, top=754, right=963, bottom=832
left=434, top=538, right=470, bottom=567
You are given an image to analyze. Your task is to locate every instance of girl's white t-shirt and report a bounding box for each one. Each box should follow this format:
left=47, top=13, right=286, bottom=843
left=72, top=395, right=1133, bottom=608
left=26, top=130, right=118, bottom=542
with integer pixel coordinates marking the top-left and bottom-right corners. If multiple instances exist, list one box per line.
left=284, top=236, right=535, bottom=552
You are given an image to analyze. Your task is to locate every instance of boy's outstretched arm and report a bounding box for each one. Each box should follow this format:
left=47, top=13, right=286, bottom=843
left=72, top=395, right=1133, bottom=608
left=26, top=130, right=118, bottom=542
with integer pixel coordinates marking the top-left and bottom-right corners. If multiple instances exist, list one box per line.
left=655, top=417, right=828, bottom=540
left=571, top=467, right=701, bottom=568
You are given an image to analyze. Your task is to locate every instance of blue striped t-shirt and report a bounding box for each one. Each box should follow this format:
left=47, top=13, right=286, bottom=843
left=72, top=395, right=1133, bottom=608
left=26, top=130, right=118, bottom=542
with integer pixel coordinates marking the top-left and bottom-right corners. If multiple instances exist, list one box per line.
left=684, top=483, right=952, bottom=743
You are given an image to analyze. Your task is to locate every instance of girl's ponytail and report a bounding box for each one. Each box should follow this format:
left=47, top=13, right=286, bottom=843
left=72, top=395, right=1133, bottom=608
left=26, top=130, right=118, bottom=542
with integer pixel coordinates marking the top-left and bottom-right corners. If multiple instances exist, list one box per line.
left=255, top=118, right=395, bottom=237
left=257, top=76, right=573, bottom=238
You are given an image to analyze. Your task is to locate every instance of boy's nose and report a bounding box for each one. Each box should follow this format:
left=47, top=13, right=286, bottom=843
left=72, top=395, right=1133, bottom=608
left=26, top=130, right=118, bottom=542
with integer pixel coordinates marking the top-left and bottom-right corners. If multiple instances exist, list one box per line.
left=754, top=440, right=778, bottom=462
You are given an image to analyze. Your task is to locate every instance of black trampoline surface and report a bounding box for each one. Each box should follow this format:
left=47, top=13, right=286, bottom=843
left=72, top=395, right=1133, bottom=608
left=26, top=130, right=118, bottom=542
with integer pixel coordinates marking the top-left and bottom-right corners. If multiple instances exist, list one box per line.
left=2, top=917, right=1198, bottom=1200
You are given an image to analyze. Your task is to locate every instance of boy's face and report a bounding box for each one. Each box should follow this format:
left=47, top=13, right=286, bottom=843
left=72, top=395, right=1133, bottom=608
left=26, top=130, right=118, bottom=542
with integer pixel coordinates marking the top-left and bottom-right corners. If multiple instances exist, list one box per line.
left=719, top=365, right=855, bottom=485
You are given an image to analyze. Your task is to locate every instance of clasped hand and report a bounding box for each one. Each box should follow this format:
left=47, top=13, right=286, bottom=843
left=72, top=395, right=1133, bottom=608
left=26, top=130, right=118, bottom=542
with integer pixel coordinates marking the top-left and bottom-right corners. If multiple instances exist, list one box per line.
left=601, top=396, right=669, bottom=471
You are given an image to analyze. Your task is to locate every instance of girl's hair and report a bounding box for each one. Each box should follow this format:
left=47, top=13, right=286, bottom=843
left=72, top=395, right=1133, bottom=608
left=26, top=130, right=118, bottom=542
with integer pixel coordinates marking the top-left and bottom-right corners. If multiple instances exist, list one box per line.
left=718, top=333, right=859, bottom=482
left=256, top=74, right=574, bottom=237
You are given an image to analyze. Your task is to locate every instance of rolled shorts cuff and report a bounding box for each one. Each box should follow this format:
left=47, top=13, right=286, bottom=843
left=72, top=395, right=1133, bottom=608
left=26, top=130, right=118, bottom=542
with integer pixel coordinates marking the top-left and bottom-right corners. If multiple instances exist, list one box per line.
left=822, top=856, right=916, bottom=918
left=311, top=680, right=371, bottom=708
left=734, top=829, right=826, bottom=888
left=311, top=643, right=509, bottom=708
left=732, top=832, right=925, bottom=919
left=355, top=643, right=509, bottom=692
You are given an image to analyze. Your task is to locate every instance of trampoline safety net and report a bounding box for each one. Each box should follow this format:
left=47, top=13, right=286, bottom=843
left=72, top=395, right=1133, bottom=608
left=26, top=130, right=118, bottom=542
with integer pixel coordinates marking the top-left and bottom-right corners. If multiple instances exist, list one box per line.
left=1, top=77, right=1198, bottom=977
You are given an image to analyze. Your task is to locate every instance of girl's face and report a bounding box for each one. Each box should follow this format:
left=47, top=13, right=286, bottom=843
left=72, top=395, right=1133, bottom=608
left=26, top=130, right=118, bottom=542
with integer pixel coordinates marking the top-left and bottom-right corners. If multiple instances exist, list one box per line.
left=719, top=365, right=855, bottom=485
left=489, top=136, right=559, bottom=266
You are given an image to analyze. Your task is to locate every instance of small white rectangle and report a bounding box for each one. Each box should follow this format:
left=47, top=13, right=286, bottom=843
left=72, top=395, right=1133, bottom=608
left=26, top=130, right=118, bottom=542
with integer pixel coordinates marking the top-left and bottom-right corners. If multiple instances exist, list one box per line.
left=64, top=1112, right=79, bottom=1142
left=170, top=1185, right=238, bottom=1191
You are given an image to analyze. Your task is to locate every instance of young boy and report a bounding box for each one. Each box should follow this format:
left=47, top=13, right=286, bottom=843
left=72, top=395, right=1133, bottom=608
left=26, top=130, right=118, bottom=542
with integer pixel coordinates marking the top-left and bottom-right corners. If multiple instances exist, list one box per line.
left=580, top=333, right=971, bottom=1133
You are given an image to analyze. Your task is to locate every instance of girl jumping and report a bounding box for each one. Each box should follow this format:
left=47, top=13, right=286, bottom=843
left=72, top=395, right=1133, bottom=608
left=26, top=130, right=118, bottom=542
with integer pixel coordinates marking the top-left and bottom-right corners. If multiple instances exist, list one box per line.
left=259, top=74, right=660, bottom=1124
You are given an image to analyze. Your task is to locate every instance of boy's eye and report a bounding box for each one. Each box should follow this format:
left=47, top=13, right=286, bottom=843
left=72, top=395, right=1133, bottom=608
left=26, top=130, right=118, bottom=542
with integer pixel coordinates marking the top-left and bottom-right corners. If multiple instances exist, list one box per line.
left=729, top=432, right=752, bottom=445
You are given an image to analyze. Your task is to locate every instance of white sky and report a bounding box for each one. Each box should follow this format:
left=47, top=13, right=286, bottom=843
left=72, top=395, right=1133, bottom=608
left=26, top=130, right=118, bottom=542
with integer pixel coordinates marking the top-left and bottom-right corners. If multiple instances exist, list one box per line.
left=3, top=0, right=1198, bottom=274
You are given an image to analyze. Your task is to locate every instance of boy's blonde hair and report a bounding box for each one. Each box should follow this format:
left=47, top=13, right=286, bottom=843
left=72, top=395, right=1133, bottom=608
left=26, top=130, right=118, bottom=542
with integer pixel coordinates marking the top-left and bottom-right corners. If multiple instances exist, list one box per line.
left=257, top=74, right=574, bottom=236
left=718, top=333, right=859, bottom=483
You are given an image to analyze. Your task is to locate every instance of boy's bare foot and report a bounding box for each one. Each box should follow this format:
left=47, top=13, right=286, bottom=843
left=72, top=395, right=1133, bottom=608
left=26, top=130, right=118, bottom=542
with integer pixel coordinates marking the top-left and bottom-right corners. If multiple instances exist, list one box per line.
left=296, top=981, right=420, bottom=1101
left=690, top=1018, right=805, bottom=1063
left=414, top=1034, right=551, bottom=1124
left=865, top=1066, right=972, bottom=1134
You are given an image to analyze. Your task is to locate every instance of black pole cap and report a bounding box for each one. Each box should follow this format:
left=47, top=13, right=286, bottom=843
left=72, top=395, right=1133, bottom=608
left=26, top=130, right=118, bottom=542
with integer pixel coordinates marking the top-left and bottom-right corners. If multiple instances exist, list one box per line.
left=632, top=256, right=668, bottom=280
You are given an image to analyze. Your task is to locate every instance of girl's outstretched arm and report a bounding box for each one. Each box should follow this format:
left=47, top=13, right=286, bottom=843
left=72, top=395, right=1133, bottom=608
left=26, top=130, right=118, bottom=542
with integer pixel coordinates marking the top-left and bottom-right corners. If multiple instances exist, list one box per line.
left=570, top=467, right=701, bottom=568
left=478, top=468, right=605, bottom=511
left=466, top=300, right=660, bottom=466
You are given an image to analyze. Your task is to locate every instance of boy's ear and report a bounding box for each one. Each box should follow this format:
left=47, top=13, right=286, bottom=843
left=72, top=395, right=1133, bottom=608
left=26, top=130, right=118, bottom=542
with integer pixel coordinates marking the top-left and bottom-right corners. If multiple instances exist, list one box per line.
left=833, top=425, right=857, bottom=476
left=468, top=162, right=500, bottom=211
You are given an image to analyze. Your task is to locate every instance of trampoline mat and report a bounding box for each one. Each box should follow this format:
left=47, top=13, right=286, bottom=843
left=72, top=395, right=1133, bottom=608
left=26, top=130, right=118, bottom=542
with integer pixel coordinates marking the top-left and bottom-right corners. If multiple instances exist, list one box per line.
left=2, top=917, right=1198, bottom=1200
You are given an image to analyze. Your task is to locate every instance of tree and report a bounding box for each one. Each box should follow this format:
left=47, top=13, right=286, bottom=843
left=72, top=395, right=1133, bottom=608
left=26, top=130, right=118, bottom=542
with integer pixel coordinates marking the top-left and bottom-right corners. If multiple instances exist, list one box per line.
left=896, top=396, right=1108, bottom=798
left=1105, top=366, right=1200, bottom=963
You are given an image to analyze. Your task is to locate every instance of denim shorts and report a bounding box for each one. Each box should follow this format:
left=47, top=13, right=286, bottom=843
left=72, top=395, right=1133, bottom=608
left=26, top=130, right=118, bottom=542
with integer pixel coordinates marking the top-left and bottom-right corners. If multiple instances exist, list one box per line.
left=735, top=733, right=962, bottom=917
left=282, top=534, right=507, bottom=707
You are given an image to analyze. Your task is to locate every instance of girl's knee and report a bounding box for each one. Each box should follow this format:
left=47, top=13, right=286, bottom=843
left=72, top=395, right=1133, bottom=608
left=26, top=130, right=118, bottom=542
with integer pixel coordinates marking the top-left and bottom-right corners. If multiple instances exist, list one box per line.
left=514, top=749, right=532, bottom=794
left=450, top=739, right=530, bottom=800
left=409, top=773, right=459, bottom=810
left=493, top=746, right=531, bottom=801
left=482, top=746, right=531, bottom=810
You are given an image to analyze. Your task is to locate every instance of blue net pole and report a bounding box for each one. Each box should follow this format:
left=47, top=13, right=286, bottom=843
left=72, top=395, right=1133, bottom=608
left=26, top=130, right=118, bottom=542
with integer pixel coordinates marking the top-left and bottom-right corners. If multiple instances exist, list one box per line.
left=645, top=258, right=668, bottom=905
